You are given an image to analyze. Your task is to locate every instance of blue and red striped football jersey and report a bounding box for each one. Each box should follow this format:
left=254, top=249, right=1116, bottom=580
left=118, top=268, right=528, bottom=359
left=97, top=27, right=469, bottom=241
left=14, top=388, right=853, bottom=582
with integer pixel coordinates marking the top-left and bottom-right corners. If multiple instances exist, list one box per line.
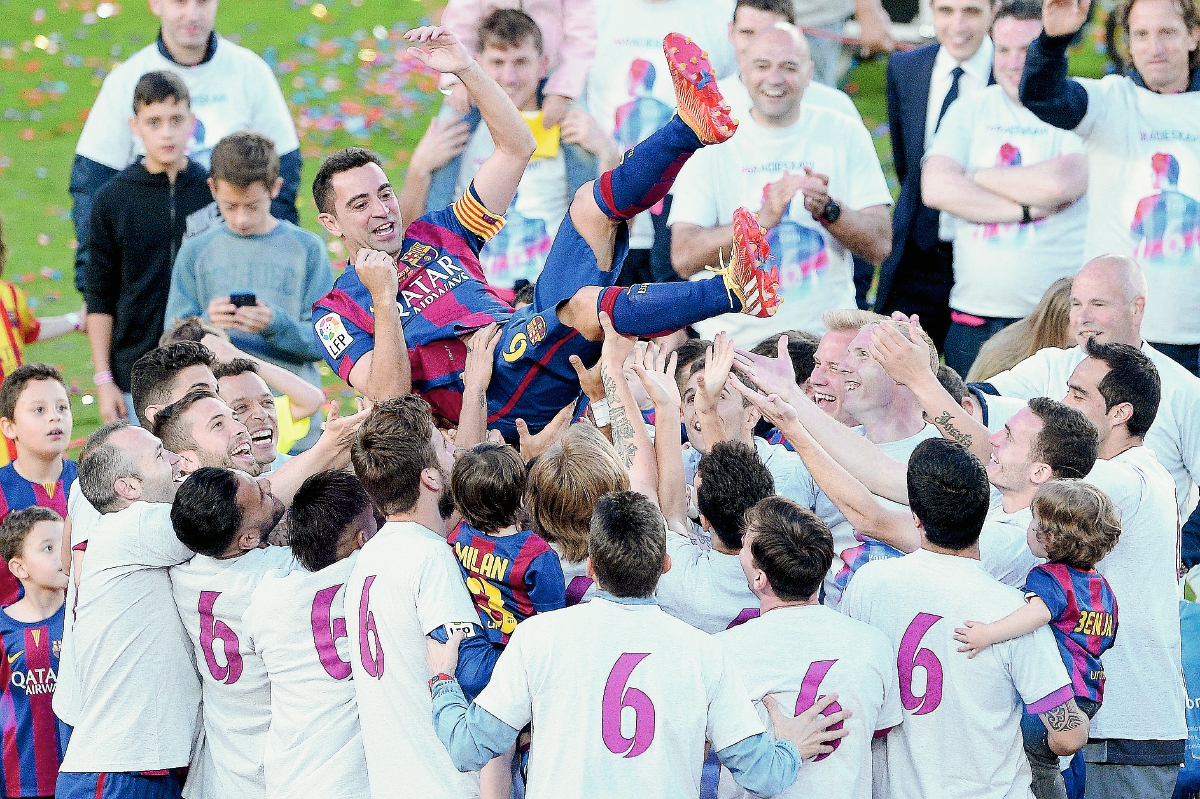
left=1025, top=563, right=1118, bottom=703
left=0, top=604, right=65, bottom=797
left=312, top=185, right=513, bottom=425
left=450, top=522, right=565, bottom=646
left=0, top=460, right=75, bottom=607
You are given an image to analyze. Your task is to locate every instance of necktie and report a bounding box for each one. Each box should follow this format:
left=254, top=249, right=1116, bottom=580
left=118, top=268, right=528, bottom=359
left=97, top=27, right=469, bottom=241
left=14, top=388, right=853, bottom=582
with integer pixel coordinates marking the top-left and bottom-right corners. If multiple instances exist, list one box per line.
left=935, top=66, right=964, bottom=132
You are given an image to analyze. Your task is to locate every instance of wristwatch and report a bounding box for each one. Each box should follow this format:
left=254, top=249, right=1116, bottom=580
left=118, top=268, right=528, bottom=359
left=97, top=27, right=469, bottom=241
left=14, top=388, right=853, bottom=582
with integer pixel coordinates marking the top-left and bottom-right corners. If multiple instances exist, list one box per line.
left=819, top=199, right=841, bottom=225
left=429, top=672, right=455, bottom=692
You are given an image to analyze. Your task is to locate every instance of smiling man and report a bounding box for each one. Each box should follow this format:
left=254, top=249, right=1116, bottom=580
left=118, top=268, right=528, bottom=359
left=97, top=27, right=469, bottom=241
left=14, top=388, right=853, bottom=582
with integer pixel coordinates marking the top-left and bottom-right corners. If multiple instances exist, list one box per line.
left=151, top=388, right=258, bottom=477
left=1021, top=0, right=1200, bottom=376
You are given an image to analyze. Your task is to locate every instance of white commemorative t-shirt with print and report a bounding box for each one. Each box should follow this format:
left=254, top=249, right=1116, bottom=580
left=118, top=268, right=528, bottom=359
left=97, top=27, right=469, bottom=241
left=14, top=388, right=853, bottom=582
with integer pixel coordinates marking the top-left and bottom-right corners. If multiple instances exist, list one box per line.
left=584, top=0, right=737, bottom=249
left=841, top=549, right=1073, bottom=799
left=346, top=521, right=483, bottom=799
left=715, top=604, right=903, bottom=799
left=475, top=596, right=765, bottom=799
left=926, top=86, right=1087, bottom=319
left=1072, top=76, right=1200, bottom=343
left=75, top=37, right=299, bottom=171
left=53, top=483, right=102, bottom=728
left=979, top=504, right=1042, bottom=589
left=454, top=121, right=569, bottom=288
left=670, top=106, right=892, bottom=344
left=171, top=546, right=300, bottom=799
left=656, top=530, right=759, bottom=633
left=243, top=553, right=368, bottom=799
left=62, top=502, right=201, bottom=773
left=1083, top=448, right=1187, bottom=741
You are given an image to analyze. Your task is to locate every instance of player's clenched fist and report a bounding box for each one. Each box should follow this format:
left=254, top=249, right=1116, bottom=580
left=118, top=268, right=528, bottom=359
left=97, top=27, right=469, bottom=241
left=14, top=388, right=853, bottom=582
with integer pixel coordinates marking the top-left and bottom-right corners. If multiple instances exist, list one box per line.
left=356, top=248, right=399, bottom=301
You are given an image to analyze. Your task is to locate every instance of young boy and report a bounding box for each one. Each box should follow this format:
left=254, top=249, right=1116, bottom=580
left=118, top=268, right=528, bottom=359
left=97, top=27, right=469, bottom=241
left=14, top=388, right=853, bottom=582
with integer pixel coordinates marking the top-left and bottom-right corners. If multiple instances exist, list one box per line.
left=81, top=70, right=219, bottom=424
left=954, top=479, right=1120, bottom=799
left=243, top=470, right=375, bottom=799
left=0, top=507, right=69, bottom=798
left=166, top=132, right=333, bottom=395
left=0, top=218, right=82, bottom=467
left=0, top=364, right=77, bottom=606
left=449, top=441, right=564, bottom=798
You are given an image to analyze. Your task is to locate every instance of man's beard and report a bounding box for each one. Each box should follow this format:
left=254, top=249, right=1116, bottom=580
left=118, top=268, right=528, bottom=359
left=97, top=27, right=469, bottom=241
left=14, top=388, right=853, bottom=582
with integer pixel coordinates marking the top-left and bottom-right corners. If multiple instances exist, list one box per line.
left=437, top=466, right=456, bottom=520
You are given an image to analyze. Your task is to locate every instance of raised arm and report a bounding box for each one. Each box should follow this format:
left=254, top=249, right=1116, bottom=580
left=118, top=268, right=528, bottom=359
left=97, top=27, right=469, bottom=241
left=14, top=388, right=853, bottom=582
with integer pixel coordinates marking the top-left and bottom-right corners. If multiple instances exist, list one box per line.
left=267, top=401, right=368, bottom=504
left=694, top=334, right=738, bottom=451
left=456, top=324, right=502, bottom=449
left=404, top=26, right=536, bottom=215
left=1018, top=0, right=1092, bottom=131
left=631, top=345, right=688, bottom=534
left=598, top=313, right=658, bottom=504
left=868, top=322, right=994, bottom=464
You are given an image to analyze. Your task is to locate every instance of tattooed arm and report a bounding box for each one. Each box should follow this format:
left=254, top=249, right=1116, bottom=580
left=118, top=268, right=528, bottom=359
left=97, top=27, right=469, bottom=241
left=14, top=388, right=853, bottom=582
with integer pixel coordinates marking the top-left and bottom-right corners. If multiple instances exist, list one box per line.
left=1040, top=698, right=1090, bottom=756
left=598, top=313, right=659, bottom=504
left=868, top=323, right=995, bottom=464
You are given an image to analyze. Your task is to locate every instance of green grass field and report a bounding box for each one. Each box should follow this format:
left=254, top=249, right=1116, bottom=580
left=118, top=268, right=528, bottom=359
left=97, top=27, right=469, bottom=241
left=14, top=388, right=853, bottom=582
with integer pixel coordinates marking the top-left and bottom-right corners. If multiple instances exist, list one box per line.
left=0, top=0, right=1112, bottom=452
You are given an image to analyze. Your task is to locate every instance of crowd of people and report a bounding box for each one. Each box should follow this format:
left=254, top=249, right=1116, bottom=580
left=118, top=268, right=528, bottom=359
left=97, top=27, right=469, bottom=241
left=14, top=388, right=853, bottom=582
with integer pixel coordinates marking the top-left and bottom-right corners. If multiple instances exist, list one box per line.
left=0, top=0, right=1196, bottom=797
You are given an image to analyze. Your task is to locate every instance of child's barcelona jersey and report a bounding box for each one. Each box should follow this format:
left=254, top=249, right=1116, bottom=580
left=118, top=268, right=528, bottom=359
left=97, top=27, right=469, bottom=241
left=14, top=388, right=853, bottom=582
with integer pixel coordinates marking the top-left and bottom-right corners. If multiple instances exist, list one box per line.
left=449, top=522, right=566, bottom=646
left=1024, top=563, right=1118, bottom=703
left=0, top=604, right=65, bottom=798
left=313, top=186, right=513, bottom=424
left=0, top=460, right=76, bottom=607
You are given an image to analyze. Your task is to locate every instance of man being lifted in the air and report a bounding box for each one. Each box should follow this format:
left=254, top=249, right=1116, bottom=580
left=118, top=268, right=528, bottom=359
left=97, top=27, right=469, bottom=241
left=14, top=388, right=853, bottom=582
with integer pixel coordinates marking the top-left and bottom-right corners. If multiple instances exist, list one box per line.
left=311, top=25, right=779, bottom=438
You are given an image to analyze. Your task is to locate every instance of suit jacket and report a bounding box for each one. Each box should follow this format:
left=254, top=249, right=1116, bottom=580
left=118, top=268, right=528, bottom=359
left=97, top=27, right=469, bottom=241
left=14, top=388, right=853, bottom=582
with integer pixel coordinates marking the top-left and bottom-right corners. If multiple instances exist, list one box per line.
left=876, top=44, right=994, bottom=310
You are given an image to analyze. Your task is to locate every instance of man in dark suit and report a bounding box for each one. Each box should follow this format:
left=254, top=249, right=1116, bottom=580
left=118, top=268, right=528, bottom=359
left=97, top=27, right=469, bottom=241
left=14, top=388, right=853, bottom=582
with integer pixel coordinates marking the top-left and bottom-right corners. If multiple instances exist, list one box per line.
left=876, top=0, right=999, bottom=347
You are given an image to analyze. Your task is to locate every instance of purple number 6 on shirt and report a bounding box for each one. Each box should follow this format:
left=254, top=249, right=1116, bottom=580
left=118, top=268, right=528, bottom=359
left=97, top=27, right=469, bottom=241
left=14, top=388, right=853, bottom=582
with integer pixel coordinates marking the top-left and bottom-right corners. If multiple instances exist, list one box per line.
left=898, top=612, right=943, bottom=716
left=199, top=590, right=243, bottom=684
left=794, top=659, right=844, bottom=761
left=602, top=653, right=656, bottom=758
left=311, top=583, right=352, bottom=680
left=358, top=576, right=385, bottom=678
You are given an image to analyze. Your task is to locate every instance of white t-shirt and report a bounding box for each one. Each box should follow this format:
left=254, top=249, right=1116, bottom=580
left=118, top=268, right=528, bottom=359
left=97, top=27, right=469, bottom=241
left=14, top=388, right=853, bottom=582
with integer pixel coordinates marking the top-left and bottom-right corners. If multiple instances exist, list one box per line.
left=715, top=604, right=904, bottom=799
left=841, top=549, right=1073, bottom=799
left=584, top=0, right=737, bottom=249
left=475, top=596, right=765, bottom=799
left=243, top=554, right=369, bottom=799
left=1083, top=448, right=1187, bottom=740
left=171, top=546, right=299, bottom=798
left=346, top=521, right=482, bottom=799
left=671, top=106, right=892, bottom=343
left=656, top=530, right=757, bottom=633
left=926, top=86, right=1087, bottom=318
left=1073, top=76, right=1200, bottom=343
left=979, top=504, right=1042, bottom=588
left=721, top=75, right=863, bottom=124
left=454, top=120, right=569, bottom=288
left=53, top=483, right=102, bottom=728
left=985, top=342, right=1200, bottom=517
left=61, top=502, right=201, bottom=773
left=75, top=37, right=299, bottom=171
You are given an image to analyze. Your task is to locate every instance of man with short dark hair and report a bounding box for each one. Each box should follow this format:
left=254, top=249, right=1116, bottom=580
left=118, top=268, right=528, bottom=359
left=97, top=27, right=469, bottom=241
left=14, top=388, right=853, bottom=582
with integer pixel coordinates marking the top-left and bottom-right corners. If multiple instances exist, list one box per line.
left=129, top=340, right=218, bottom=428
left=344, top=395, right=497, bottom=799
left=841, top=438, right=1089, bottom=799
left=427, top=489, right=852, bottom=799
left=716, top=495, right=903, bottom=799
left=152, top=388, right=257, bottom=476
left=57, top=422, right=195, bottom=799
left=242, top=470, right=375, bottom=799
left=167, top=466, right=292, bottom=798
left=655, top=440, right=776, bottom=632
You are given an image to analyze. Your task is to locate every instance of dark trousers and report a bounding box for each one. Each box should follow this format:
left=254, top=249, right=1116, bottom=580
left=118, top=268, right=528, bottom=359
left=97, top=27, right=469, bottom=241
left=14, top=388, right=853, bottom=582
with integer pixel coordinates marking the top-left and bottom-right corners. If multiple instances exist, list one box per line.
left=1148, top=342, right=1200, bottom=377
left=1023, top=696, right=1100, bottom=799
left=944, top=315, right=1020, bottom=377
left=878, top=240, right=954, bottom=349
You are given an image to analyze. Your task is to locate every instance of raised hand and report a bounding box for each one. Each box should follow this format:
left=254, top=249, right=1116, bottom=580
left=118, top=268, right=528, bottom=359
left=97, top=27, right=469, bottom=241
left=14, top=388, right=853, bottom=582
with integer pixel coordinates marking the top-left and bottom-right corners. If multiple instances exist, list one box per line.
left=728, top=376, right=800, bottom=429
left=462, top=323, right=502, bottom=398
left=410, top=116, right=472, bottom=176
left=733, top=335, right=799, bottom=400
left=356, top=248, right=399, bottom=301
left=515, top=402, right=576, bottom=463
left=696, top=332, right=735, bottom=414
left=867, top=320, right=934, bottom=388
left=630, top=343, right=681, bottom=410
left=598, top=311, right=638, bottom=369
left=569, top=352, right=606, bottom=404
left=1043, top=0, right=1090, bottom=37
left=404, top=26, right=474, bottom=75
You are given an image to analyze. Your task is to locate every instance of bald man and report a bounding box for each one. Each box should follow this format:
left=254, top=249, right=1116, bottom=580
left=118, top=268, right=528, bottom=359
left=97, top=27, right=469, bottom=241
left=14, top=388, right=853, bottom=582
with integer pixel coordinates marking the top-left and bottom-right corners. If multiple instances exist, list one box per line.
left=975, top=254, right=1200, bottom=564
left=669, top=23, right=893, bottom=344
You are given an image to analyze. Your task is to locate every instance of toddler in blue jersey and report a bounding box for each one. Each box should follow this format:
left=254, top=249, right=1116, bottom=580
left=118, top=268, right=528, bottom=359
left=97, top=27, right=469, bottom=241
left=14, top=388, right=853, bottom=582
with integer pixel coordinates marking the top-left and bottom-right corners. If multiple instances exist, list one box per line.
left=0, top=507, right=69, bottom=798
left=954, top=480, right=1120, bottom=798
left=449, top=442, right=565, bottom=798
